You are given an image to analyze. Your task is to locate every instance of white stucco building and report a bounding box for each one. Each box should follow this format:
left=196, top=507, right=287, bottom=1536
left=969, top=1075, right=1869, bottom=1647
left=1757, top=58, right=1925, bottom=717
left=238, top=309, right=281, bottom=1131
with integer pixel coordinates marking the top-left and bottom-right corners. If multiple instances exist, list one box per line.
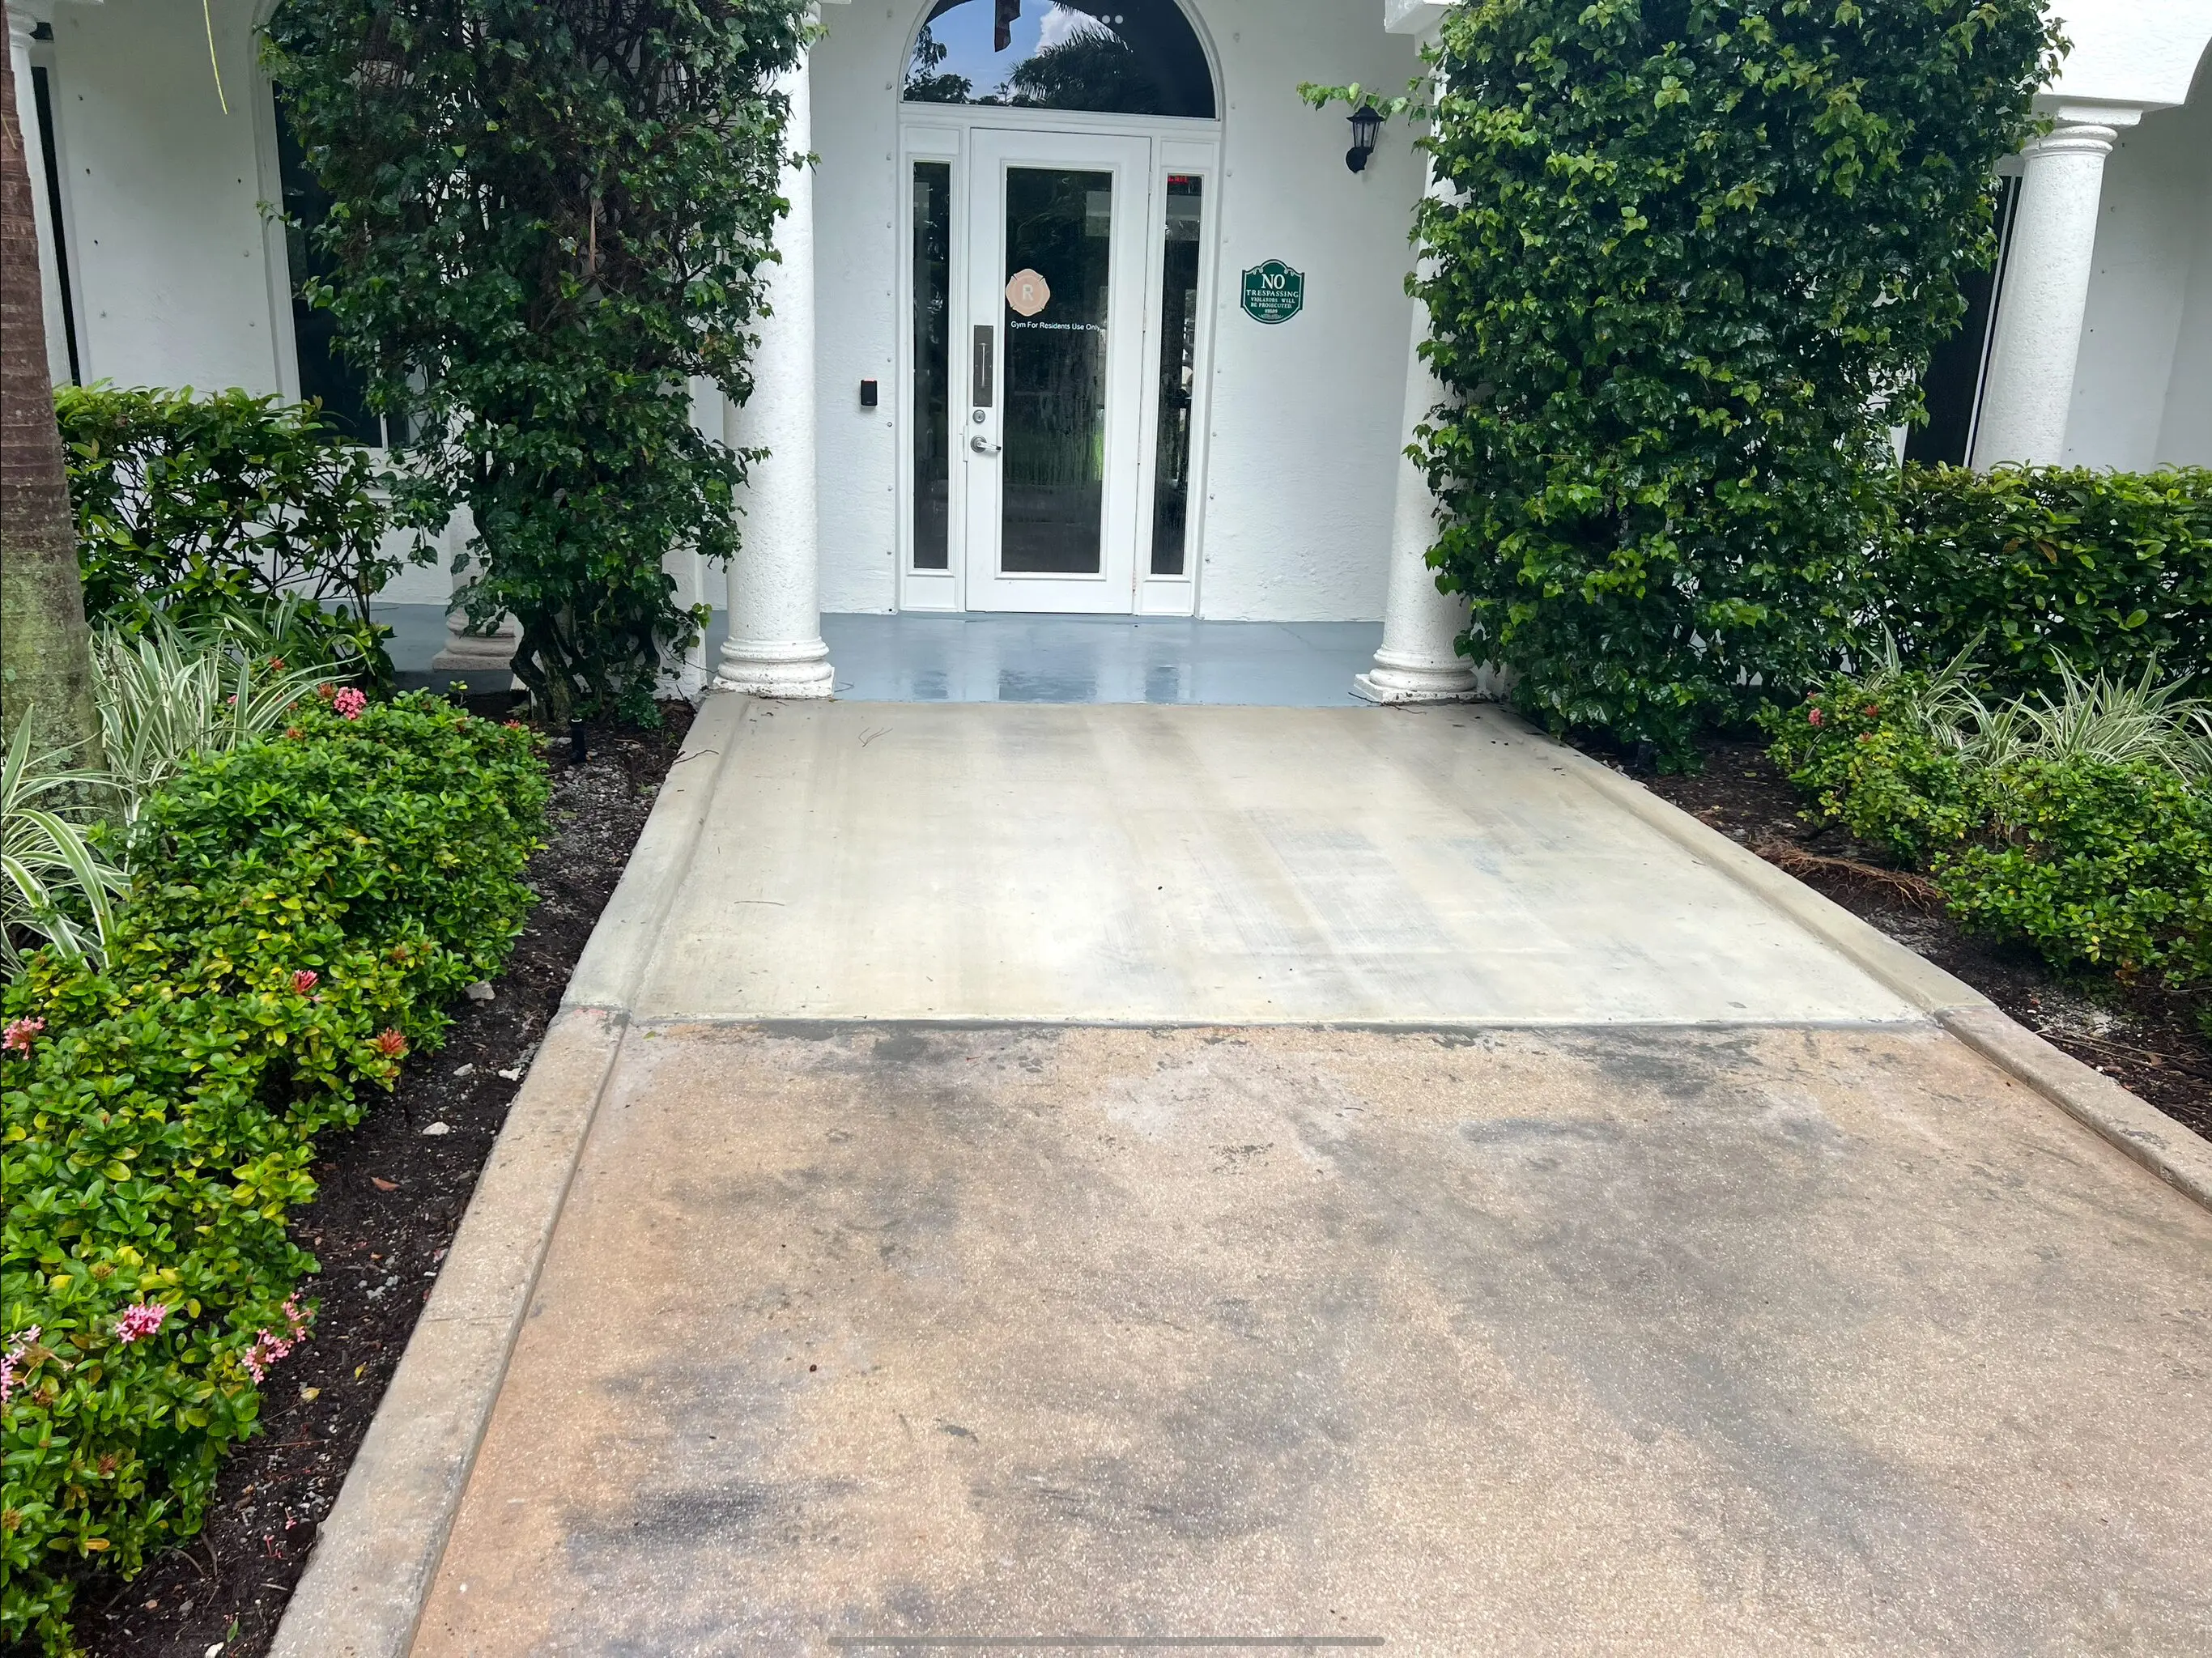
left=11, top=0, right=2212, bottom=699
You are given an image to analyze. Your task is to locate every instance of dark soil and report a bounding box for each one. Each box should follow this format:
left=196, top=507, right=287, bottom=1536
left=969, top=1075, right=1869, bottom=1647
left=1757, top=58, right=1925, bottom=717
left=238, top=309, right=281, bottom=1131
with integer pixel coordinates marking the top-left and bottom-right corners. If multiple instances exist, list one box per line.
left=1628, top=736, right=2212, bottom=1141
left=59, top=699, right=694, bottom=1658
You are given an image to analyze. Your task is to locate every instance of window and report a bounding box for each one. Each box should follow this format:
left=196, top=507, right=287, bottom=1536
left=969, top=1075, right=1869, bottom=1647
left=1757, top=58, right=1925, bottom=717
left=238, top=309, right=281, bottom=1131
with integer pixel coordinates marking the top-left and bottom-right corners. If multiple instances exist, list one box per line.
left=274, top=104, right=385, bottom=445
left=1149, top=174, right=1201, bottom=575
left=904, top=0, right=1214, bottom=120
left=1908, top=176, right=2019, bottom=468
left=29, top=63, right=80, bottom=384
left=912, top=160, right=953, bottom=570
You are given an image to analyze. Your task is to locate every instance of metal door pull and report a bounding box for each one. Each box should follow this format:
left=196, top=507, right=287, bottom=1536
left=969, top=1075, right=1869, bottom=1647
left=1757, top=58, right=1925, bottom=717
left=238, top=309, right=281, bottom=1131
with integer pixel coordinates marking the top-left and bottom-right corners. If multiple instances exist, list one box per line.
left=969, top=434, right=1001, bottom=455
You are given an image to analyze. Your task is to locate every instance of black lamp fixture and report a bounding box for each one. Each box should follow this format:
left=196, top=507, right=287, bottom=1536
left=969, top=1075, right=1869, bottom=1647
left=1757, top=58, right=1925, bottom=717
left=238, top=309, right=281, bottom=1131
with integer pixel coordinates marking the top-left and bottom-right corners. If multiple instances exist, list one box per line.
left=1345, top=103, right=1382, bottom=173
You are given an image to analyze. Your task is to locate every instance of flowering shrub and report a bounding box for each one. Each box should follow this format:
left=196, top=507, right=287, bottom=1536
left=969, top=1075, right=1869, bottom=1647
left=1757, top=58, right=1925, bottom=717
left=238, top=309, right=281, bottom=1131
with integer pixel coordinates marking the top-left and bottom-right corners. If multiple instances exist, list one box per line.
left=1759, top=679, right=1989, bottom=866
left=1, top=693, right=547, bottom=1653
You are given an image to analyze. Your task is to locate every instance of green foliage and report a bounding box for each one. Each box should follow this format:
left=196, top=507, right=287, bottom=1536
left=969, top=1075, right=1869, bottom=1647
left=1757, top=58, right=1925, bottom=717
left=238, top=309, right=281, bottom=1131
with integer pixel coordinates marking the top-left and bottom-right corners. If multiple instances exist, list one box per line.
left=1765, top=650, right=2212, bottom=988
left=264, top=0, right=812, bottom=722
left=1760, top=684, right=1988, bottom=865
left=1938, top=759, right=2212, bottom=984
left=93, top=617, right=342, bottom=824
left=1878, top=462, right=2212, bottom=700
left=1409, top=0, right=2057, bottom=759
left=2, top=695, right=547, bottom=1654
left=0, top=718, right=124, bottom=974
left=56, top=385, right=433, bottom=691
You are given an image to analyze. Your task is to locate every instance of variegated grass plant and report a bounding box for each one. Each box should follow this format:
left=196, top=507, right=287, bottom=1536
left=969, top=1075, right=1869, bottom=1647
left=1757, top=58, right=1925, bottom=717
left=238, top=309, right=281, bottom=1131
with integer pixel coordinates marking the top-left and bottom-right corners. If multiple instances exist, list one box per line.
left=0, top=718, right=124, bottom=971
left=93, top=606, right=340, bottom=823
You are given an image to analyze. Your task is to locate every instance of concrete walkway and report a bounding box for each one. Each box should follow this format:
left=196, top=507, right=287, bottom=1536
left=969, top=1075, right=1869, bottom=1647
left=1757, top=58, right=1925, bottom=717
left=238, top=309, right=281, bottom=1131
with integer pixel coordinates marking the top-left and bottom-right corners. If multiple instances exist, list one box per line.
left=332, top=697, right=2212, bottom=1656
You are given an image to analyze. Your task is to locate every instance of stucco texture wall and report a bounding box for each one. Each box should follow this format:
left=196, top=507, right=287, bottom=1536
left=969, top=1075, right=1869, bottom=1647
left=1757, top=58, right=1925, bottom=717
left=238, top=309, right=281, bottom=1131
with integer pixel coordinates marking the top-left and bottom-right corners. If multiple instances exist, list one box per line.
left=2065, top=52, right=2212, bottom=470
left=42, top=0, right=287, bottom=398
left=810, top=0, right=1424, bottom=621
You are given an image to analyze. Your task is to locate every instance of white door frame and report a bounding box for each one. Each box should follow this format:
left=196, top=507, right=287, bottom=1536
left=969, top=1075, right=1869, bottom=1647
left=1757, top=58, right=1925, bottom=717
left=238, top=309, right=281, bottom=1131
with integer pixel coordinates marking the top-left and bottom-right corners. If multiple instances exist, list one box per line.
left=895, top=105, right=1221, bottom=616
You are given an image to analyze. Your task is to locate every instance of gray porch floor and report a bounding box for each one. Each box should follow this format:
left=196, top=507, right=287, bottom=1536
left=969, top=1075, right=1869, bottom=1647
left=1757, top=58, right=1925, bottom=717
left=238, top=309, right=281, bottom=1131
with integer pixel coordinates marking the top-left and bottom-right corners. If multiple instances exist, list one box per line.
left=380, top=605, right=1384, bottom=707
left=813, top=614, right=1384, bottom=706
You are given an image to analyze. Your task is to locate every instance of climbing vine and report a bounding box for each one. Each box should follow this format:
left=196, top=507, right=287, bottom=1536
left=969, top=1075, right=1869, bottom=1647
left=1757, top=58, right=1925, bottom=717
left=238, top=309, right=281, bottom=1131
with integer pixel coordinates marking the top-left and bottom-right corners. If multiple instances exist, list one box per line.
left=266, top=0, right=813, bottom=721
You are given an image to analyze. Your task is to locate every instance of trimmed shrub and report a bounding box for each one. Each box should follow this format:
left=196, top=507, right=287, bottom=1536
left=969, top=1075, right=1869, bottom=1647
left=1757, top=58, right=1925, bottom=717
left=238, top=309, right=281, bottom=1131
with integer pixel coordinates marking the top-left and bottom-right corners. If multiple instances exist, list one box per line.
left=56, top=385, right=436, bottom=688
left=2, top=695, right=545, bottom=1655
left=1878, top=463, right=2212, bottom=700
left=1761, top=687, right=1987, bottom=867
left=1938, top=759, right=2212, bottom=984
left=1409, top=0, right=2055, bottom=760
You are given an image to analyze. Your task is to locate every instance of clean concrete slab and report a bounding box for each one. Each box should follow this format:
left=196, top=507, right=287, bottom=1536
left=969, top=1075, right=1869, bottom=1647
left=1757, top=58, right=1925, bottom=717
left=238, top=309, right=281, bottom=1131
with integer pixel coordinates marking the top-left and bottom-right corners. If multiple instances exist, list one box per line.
left=415, top=1022, right=2212, bottom=1656
left=629, top=699, right=1919, bottom=1026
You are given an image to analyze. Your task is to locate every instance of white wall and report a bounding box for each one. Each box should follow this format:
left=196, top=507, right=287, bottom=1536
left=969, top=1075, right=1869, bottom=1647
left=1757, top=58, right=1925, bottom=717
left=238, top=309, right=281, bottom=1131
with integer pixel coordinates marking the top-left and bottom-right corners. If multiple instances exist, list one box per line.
left=809, top=0, right=1425, bottom=621
left=44, top=0, right=288, bottom=397
left=2159, top=172, right=2212, bottom=466
left=2062, top=79, right=2212, bottom=469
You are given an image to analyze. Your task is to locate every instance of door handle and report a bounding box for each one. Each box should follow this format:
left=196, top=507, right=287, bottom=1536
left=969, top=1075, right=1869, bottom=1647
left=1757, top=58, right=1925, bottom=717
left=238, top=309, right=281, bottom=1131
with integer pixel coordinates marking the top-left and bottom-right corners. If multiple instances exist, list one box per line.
left=969, top=433, right=1002, bottom=456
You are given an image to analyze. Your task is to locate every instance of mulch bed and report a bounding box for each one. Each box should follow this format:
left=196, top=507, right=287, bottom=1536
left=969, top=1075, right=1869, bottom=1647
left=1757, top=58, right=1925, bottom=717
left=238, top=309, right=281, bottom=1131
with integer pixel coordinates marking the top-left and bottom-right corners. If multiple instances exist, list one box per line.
left=57, top=699, right=694, bottom=1658
left=1623, top=736, right=2212, bottom=1142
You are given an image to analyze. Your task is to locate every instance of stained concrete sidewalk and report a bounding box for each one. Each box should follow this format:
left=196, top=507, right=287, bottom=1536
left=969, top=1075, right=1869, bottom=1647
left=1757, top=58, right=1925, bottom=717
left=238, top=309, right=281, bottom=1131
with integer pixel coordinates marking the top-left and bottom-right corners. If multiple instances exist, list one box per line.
left=332, top=697, right=2211, bottom=1656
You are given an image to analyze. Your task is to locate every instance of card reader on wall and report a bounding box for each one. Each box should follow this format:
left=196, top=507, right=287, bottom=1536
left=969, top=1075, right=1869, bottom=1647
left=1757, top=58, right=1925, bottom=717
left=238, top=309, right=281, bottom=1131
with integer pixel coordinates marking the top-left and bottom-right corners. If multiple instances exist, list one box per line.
left=859, top=379, right=878, bottom=408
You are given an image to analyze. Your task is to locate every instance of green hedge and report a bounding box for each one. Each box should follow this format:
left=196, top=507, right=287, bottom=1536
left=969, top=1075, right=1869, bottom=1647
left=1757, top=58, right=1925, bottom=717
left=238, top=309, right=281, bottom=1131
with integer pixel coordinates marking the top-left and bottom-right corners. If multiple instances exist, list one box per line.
left=1939, top=759, right=2212, bottom=984
left=2, top=694, right=546, bottom=1654
left=57, top=385, right=436, bottom=688
left=1878, top=464, right=2212, bottom=699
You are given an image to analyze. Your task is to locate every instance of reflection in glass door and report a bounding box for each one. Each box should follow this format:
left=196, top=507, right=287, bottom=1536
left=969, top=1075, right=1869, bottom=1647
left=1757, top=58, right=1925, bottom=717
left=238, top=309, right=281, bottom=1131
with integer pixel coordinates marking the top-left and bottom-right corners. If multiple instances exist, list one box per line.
left=963, top=129, right=1148, bottom=612
left=1002, top=168, right=1112, bottom=575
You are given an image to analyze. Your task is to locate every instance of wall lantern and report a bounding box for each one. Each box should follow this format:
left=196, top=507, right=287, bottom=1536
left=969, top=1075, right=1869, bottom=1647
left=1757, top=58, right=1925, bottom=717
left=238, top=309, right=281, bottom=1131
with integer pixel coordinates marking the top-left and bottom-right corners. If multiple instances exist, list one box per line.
left=1345, top=104, right=1382, bottom=173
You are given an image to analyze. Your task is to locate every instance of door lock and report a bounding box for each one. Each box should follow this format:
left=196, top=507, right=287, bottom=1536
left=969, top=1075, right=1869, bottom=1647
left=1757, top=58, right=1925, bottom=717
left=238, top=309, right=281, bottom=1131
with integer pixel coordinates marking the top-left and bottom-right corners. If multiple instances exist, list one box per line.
left=969, top=433, right=1002, bottom=456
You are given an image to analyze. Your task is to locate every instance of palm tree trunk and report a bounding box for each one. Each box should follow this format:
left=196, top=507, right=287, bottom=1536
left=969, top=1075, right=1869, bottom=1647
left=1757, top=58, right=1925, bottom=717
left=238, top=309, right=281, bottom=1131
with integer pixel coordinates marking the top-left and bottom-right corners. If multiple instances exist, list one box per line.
left=0, top=0, right=101, bottom=765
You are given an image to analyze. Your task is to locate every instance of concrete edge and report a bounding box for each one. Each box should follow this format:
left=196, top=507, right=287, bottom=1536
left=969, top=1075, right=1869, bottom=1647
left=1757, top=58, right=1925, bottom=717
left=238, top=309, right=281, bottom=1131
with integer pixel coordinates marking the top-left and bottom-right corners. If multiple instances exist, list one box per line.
left=1551, top=738, right=1993, bottom=1018
left=271, top=699, right=742, bottom=1657
left=1937, top=1004, right=2212, bottom=1210
left=268, top=1006, right=627, bottom=1658
left=1547, top=731, right=2212, bottom=1215
left=560, top=690, right=742, bottom=1013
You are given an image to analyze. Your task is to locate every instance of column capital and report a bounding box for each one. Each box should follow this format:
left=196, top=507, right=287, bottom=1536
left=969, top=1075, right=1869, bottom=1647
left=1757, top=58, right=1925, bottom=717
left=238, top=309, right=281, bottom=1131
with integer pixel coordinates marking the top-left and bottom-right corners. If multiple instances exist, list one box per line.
left=2023, top=121, right=2121, bottom=162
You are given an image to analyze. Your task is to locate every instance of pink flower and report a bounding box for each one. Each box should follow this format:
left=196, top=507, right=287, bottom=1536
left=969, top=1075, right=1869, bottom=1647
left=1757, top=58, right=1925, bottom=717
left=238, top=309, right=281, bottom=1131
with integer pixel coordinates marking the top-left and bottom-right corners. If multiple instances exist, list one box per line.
left=2, top=1016, right=45, bottom=1054
left=1806, top=708, right=1825, bottom=728
left=243, top=1296, right=313, bottom=1383
left=291, top=969, right=319, bottom=995
left=373, top=1028, right=407, bottom=1060
left=334, top=687, right=368, bottom=721
left=242, top=1329, right=291, bottom=1383
left=113, top=1302, right=169, bottom=1345
left=1, top=1325, right=42, bottom=1405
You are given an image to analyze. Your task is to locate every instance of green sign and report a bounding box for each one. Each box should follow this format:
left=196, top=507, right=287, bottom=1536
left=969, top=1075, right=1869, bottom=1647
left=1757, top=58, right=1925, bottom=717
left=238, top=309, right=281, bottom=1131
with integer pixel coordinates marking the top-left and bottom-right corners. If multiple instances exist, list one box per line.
left=1240, top=258, right=1304, bottom=325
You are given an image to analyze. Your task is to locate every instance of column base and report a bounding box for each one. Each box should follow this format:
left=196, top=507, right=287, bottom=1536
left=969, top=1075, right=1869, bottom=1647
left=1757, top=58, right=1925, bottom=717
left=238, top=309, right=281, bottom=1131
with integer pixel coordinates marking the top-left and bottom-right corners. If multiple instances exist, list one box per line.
left=430, top=620, right=520, bottom=674
left=714, top=638, right=835, bottom=699
left=1352, top=649, right=1480, bottom=705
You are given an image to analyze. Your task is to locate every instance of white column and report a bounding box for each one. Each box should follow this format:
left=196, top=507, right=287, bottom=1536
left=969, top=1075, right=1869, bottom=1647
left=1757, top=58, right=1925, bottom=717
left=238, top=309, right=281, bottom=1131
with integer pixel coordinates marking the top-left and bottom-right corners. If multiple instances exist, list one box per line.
left=1970, top=115, right=2131, bottom=469
left=716, top=49, right=832, bottom=698
left=8, top=4, right=70, bottom=387
left=1355, top=171, right=1477, bottom=705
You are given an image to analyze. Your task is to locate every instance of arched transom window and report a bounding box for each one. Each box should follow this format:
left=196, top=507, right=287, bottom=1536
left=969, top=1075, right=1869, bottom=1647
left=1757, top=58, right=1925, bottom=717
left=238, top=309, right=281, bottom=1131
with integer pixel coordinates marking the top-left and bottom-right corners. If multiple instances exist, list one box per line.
left=904, top=0, right=1216, bottom=120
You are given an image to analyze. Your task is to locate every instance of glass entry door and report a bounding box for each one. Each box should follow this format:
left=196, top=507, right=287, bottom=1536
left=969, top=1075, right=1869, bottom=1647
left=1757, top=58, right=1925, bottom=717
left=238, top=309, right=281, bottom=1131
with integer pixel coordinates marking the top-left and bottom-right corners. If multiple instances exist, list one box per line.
left=963, top=130, right=1150, bottom=612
